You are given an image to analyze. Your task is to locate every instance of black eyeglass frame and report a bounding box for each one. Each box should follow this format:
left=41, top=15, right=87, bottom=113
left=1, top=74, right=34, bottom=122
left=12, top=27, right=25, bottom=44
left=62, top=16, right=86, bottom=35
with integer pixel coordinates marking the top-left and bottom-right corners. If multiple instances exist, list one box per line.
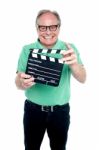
left=37, top=24, right=60, bottom=32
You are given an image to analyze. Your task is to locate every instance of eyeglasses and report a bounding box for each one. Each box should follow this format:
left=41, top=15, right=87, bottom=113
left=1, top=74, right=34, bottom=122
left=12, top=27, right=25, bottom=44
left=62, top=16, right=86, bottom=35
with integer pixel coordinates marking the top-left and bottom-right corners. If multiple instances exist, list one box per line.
left=37, top=24, right=60, bottom=32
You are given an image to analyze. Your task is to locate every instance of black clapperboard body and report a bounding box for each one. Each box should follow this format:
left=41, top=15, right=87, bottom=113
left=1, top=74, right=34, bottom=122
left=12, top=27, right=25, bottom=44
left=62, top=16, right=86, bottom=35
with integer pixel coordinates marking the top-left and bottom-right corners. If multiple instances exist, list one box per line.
left=26, top=48, right=65, bottom=86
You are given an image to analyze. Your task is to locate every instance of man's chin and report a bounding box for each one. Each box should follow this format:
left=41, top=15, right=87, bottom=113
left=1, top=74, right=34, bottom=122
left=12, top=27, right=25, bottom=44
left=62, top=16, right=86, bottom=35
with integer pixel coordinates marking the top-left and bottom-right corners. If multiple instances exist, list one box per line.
left=39, top=39, right=57, bottom=47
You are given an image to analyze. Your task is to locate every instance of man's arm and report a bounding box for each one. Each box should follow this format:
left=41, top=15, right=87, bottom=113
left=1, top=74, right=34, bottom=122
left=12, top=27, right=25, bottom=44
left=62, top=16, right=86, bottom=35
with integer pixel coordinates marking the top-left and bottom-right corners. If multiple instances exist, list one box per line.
left=69, top=63, right=86, bottom=83
left=61, top=43, right=86, bottom=83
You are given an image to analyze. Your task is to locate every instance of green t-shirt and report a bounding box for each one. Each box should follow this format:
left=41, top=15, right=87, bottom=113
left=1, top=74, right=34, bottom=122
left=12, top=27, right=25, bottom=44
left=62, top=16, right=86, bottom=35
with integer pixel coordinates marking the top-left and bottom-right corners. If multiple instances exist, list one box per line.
left=17, top=39, right=82, bottom=106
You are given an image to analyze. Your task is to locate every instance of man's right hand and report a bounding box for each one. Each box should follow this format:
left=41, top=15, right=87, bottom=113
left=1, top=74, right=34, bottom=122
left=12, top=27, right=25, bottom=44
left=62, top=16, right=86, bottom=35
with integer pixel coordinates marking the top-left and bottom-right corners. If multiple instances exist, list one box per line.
left=15, top=72, right=35, bottom=90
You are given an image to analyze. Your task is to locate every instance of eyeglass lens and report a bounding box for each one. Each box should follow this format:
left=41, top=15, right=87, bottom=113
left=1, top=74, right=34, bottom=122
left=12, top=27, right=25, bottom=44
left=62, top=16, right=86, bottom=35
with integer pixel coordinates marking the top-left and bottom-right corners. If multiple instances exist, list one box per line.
left=38, top=25, right=59, bottom=31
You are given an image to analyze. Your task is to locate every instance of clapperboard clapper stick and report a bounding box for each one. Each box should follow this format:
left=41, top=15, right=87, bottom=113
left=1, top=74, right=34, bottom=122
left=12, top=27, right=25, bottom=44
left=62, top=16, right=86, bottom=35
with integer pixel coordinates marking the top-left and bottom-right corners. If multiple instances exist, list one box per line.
left=25, top=48, right=65, bottom=86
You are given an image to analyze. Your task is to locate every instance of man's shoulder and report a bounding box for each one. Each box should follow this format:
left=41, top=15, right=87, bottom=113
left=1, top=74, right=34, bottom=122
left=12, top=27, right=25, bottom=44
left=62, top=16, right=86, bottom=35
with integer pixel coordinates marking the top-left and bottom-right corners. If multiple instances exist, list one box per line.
left=21, top=42, right=37, bottom=55
left=23, top=42, right=36, bottom=50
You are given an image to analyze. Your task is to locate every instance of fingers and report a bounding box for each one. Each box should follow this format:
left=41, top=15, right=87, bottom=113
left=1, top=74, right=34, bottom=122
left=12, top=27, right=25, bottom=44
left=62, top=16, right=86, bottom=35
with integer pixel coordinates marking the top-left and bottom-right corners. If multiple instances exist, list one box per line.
left=18, top=72, right=35, bottom=89
left=22, top=75, right=35, bottom=87
left=66, top=43, right=72, bottom=50
left=60, top=43, right=78, bottom=65
left=22, top=81, right=35, bottom=89
left=23, top=76, right=34, bottom=84
left=60, top=43, right=73, bottom=56
left=61, top=49, right=74, bottom=56
left=20, top=72, right=31, bottom=79
left=63, top=58, right=77, bottom=65
left=62, top=53, right=77, bottom=62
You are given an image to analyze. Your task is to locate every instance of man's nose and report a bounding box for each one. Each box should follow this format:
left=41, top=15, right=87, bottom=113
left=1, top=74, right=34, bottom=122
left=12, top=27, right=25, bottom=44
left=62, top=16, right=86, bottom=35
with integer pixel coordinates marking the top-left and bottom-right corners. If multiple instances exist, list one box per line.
left=46, top=27, right=51, bottom=34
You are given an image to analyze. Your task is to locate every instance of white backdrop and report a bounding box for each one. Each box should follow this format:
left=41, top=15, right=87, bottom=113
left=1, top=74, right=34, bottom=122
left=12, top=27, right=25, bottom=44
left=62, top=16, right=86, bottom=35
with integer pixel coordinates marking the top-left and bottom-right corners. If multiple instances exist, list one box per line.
left=0, top=0, right=99, bottom=150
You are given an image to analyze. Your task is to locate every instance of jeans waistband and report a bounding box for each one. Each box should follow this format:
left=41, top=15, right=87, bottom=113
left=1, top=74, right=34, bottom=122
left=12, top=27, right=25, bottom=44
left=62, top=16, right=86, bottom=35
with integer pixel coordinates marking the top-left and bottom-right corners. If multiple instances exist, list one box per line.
left=26, top=99, right=69, bottom=112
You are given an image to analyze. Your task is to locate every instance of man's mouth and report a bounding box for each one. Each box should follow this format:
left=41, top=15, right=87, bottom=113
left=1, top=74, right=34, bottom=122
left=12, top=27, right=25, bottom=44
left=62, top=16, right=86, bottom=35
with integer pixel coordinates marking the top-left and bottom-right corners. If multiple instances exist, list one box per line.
left=43, top=36, right=54, bottom=39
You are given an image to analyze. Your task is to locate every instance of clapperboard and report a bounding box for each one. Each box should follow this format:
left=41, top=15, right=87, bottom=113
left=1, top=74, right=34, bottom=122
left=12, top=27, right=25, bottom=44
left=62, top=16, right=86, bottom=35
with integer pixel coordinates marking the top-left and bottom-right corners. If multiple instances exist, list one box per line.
left=26, top=48, right=65, bottom=86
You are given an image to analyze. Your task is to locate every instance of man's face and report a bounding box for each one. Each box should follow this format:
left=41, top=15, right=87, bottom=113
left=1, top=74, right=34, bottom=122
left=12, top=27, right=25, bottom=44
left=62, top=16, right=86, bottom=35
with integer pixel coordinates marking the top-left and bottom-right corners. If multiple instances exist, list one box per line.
left=36, top=13, right=60, bottom=48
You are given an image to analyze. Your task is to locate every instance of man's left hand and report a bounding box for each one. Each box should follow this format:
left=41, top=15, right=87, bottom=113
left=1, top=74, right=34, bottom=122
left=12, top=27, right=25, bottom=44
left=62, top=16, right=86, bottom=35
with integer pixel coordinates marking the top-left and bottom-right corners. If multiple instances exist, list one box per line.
left=60, top=43, right=77, bottom=65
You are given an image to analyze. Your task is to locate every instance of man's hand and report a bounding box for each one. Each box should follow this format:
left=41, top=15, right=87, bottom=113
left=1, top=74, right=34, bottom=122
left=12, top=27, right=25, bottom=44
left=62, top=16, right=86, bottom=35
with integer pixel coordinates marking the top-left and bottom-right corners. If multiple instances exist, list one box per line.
left=15, top=72, right=35, bottom=90
left=60, top=43, right=86, bottom=83
left=60, top=43, right=77, bottom=65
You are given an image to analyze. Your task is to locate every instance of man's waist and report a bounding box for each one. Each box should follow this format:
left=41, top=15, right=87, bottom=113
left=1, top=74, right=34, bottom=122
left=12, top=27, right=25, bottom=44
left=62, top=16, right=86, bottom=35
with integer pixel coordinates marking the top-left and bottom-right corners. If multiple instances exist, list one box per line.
left=26, top=99, right=69, bottom=112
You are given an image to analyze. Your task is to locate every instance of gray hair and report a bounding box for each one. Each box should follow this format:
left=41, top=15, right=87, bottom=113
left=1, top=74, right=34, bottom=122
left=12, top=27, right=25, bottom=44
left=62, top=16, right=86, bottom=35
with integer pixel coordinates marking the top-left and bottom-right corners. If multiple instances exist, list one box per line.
left=36, top=9, right=61, bottom=26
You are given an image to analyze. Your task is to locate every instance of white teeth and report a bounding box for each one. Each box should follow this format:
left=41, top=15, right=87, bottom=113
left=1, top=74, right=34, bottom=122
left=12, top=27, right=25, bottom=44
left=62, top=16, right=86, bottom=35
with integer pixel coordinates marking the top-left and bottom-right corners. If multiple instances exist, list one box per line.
left=45, top=37, right=52, bottom=39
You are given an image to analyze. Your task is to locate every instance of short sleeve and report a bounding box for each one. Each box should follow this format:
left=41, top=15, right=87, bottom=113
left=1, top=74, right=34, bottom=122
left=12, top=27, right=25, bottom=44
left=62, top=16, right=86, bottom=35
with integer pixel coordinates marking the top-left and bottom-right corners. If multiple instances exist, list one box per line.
left=16, top=46, right=30, bottom=73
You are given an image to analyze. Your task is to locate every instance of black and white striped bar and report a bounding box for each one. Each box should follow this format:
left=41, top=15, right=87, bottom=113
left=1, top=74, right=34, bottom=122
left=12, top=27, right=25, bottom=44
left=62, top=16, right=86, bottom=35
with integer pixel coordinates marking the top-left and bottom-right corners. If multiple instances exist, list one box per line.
left=25, top=49, right=64, bottom=86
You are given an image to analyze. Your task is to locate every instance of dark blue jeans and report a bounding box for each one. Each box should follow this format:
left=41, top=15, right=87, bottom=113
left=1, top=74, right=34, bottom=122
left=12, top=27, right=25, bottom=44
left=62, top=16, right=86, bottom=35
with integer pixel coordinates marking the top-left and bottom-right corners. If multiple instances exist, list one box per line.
left=23, top=100, right=70, bottom=150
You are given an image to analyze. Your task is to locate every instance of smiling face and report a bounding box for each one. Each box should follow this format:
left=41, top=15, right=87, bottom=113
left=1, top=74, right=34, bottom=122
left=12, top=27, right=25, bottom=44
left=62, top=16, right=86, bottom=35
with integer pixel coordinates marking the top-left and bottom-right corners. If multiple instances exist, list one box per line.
left=36, top=12, right=60, bottom=48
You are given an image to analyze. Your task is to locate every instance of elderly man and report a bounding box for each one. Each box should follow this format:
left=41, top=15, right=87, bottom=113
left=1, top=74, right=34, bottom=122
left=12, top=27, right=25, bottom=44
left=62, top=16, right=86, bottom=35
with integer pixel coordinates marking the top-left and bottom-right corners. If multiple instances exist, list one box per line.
left=15, top=9, right=86, bottom=150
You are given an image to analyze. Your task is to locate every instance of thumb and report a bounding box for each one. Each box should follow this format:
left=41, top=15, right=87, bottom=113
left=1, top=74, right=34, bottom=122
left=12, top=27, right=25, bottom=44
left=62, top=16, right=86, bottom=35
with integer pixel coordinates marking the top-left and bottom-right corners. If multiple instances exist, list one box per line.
left=19, top=72, right=31, bottom=79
